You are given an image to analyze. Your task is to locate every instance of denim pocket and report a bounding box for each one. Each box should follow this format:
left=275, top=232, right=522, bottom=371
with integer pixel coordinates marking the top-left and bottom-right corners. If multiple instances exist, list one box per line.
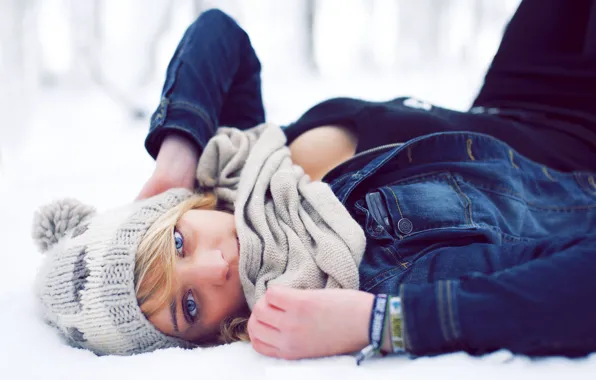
left=380, top=171, right=475, bottom=239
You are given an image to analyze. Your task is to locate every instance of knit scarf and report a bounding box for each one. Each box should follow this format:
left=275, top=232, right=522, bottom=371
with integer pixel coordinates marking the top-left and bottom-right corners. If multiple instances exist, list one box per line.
left=196, top=124, right=366, bottom=308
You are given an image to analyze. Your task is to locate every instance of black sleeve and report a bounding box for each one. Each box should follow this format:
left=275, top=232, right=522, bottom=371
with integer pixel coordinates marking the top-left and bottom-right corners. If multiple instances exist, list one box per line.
left=284, top=97, right=425, bottom=154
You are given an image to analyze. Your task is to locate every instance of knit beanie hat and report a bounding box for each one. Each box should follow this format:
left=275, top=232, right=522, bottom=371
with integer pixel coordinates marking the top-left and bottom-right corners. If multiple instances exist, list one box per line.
left=32, top=188, right=196, bottom=355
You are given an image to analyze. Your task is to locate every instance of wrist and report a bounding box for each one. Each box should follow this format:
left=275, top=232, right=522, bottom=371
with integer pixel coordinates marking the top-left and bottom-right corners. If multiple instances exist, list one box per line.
left=157, top=133, right=200, bottom=166
left=152, top=133, right=200, bottom=190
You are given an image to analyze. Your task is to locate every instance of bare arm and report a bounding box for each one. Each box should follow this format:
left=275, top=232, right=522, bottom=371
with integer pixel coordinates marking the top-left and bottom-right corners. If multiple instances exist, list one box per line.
left=288, top=125, right=358, bottom=181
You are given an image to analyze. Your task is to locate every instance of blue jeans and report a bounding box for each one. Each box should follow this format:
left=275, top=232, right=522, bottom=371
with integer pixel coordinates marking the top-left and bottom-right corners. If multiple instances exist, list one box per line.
left=327, top=132, right=596, bottom=357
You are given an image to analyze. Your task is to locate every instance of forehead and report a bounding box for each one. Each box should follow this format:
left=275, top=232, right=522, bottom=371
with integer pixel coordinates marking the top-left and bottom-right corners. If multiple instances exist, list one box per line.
left=179, top=209, right=233, bottom=229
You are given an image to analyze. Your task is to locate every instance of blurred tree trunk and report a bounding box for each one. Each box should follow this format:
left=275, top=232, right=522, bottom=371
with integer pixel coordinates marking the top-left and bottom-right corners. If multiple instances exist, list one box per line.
left=305, top=0, right=318, bottom=73
left=0, top=0, right=27, bottom=78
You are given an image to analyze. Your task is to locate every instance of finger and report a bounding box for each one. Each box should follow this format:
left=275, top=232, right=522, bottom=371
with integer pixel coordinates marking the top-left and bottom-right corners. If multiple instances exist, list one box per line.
left=250, top=337, right=281, bottom=358
left=264, top=286, right=296, bottom=311
left=266, top=286, right=312, bottom=311
left=135, top=188, right=151, bottom=201
left=247, top=316, right=281, bottom=347
left=254, top=301, right=286, bottom=330
left=136, top=181, right=158, bottom=201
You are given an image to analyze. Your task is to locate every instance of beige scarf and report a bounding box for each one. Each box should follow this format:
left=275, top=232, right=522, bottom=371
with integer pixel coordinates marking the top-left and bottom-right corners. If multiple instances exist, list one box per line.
left=196, top=124, right=366, bottom=308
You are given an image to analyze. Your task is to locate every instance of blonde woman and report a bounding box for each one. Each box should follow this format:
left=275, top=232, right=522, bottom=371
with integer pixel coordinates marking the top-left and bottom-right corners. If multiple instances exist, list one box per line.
left=34, top=3, right=596, bottom=362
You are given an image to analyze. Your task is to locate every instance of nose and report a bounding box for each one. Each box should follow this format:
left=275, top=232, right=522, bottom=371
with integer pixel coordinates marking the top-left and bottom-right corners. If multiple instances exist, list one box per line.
left=184, top=249, right=229, bottom=287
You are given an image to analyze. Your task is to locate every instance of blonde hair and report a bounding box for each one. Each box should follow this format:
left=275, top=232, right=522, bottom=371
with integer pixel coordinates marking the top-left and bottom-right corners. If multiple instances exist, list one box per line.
left=134, top=192, right=250, bottom=344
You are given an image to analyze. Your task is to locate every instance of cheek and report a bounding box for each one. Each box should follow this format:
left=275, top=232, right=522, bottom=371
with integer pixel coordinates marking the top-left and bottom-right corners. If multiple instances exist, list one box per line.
left=230, top=277, right=246, bottom=311
left=215, top=280, right=245, bottom=317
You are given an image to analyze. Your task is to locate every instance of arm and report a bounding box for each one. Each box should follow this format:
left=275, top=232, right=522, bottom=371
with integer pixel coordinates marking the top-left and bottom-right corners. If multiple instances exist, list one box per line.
left=288, top=125, right=357, bottom=181
left=284, top=97, right=406, bottom=158
left=248, top=234, right=596, bottom=360
left=139, top=10, right=264, bottom=198
left=400, top=234, right=596, bottom=357
left=145, top=9, right=264, bottom=159
left=137, top=134, right=199, bottom=199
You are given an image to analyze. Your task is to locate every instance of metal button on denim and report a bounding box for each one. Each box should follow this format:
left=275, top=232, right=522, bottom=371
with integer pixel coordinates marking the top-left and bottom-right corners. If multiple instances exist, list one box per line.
left=397, top=218, right=413, bottom=234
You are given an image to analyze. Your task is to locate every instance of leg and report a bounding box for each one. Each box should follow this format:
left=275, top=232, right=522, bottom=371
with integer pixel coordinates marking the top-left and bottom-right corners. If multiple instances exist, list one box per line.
left=473, top=0, right=596, bottom=119
left=583, top=1, right=596, bottom=56
left=145, top=9, right=265, bottom=159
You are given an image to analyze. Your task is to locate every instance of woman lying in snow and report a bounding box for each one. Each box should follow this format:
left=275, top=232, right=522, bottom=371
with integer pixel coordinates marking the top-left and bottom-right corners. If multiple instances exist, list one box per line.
left=33, top=0, right=596, bottom=362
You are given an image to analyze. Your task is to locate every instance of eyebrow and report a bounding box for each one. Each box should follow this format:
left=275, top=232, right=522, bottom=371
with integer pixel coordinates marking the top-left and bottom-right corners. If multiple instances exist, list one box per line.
left=170, top=298, right=179, bottom=333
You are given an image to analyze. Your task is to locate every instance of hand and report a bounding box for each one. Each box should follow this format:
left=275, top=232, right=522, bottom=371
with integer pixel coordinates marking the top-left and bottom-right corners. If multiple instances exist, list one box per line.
left=137, top=134, right=200, bottom=200
left=247, top=287, right=374, bottom=360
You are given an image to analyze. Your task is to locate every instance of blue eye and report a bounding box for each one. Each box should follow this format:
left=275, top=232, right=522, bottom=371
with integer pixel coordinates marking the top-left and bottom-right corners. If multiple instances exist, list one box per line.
left=173, top=229, right=184, bottom=256
left=184, top=291, right=198, bottom=322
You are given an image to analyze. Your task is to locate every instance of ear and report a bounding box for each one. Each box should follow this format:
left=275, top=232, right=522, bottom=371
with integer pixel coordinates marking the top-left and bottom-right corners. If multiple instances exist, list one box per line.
left=32, top=199, right=96, bottom=252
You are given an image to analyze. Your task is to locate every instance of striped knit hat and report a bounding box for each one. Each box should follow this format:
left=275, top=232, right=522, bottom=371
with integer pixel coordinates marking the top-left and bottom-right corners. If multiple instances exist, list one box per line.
left=32, top=188, right=195, bottom=355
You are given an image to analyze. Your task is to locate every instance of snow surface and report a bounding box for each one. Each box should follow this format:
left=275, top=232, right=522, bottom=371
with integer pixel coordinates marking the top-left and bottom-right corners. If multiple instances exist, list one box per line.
left=1, top=1, right=595, bottom=378
left=1, top=72, right=596, bottom=380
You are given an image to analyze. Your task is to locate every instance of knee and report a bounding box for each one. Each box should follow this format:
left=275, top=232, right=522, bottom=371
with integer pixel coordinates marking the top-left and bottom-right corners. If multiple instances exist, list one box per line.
left=196, top=8, right=241, bottom=30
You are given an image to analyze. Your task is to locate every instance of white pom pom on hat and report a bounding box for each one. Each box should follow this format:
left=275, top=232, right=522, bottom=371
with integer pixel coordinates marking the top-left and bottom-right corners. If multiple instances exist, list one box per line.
left=32, top=199, right=96, bottom=252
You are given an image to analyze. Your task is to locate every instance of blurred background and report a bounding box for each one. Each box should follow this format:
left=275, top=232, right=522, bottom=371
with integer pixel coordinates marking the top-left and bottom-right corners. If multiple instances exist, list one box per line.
left=0, top=0, right=521, bottom=279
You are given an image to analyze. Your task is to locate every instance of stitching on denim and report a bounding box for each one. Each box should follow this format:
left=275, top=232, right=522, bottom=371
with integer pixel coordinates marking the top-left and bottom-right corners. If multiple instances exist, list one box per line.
left=169, top=101, right=215, bottom=133
left=450, top=175, right=474, bottom=225
left=466, top=139, right=476, bottom=161
left=463, top=178, right=596, bottom=212
left=381, top=172, right=477, bottom=235
left=383, top=170, right=450, bottom=187
left=382, top=246, right=399, bottom=262
left=407, top=146, right=413, bottom=163
left=392, top=171, right=471, bottom=222
left=572, top=173, right=596, bottom=197
left=446, top=280, right=461, bottom=340
left=542, top=167, right=556, bottom=182
left=462, top=178, right=524, bottom=200
left=480, top=224, right=534, bottom=243
left=437, top=281, right=451, bottom=342
left=389, top=242, right=409, bottom=262
left=589, top=176, right=596, bottom=192
left=329, top=172, right=353, bottom=191
left=333, top=172, right=353, bottom=185
left=387, top=244, right=403, bottom=260
left=508, top=150, right=519, bottom=169
left=361, top=265, right=406, bottom=291
left=387, top=187, right=405, bottom=219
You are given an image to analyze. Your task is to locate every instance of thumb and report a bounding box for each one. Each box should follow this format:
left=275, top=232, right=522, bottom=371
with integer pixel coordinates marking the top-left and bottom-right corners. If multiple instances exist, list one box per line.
left=136, top=178, right=166, bottom=201
left=136, top=182, right=156, bottom=201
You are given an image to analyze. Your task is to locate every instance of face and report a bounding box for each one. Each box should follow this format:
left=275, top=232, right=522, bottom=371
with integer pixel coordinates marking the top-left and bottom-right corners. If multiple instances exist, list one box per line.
left=144, top=209, right=246, bottom=343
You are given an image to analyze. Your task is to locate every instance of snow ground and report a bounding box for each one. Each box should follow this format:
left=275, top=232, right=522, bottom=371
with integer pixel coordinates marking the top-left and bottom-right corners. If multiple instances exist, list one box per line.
left=1, top=69, right=595, bottom=379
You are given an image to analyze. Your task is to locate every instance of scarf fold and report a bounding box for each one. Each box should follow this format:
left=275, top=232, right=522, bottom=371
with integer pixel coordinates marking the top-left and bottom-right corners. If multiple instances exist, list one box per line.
left=196, top=124, right=366, bottom=308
